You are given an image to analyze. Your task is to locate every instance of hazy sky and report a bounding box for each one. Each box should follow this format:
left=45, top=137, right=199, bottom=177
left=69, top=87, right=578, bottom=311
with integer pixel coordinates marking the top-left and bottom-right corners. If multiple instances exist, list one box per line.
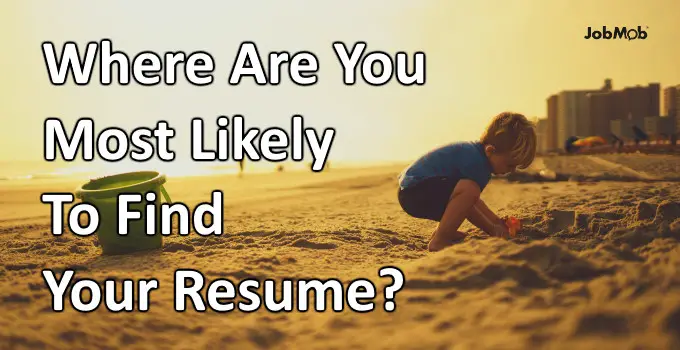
left=2, top=0, right=679, bottom=170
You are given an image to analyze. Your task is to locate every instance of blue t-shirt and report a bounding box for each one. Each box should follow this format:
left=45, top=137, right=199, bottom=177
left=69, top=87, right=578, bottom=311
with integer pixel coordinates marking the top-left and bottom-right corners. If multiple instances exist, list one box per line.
left=398, top=141, right=493, bottom=191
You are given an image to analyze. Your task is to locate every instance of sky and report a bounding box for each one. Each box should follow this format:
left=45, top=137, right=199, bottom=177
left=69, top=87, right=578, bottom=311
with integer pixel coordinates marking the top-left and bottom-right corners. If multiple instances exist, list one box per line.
left=1, top=0, right=679, bottom=174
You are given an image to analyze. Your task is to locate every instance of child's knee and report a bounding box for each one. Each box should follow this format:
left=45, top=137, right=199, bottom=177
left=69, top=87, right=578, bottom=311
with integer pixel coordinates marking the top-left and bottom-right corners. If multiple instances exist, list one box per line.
left=451, top=180, right=481, bottom=202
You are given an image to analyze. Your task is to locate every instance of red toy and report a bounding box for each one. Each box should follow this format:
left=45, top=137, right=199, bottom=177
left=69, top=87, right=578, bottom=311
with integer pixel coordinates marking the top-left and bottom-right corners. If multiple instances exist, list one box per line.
left=505, top=217, right=521, bottom=237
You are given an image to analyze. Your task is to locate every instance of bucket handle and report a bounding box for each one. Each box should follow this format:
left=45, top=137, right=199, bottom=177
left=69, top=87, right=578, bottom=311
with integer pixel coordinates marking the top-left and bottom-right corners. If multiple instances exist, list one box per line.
left=160, top=185, right=172, bottom=204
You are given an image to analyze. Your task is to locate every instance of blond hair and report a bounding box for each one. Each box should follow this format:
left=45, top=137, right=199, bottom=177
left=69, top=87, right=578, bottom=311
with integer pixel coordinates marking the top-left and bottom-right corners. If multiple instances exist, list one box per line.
left=480, top=112, right=536, bottom=169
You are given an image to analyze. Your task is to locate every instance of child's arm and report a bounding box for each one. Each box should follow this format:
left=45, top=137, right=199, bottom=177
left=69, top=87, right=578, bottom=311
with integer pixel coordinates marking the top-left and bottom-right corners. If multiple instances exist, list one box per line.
left=469, top=199, right=510, bottom=238
left=475, top=199, right=502, bottom=223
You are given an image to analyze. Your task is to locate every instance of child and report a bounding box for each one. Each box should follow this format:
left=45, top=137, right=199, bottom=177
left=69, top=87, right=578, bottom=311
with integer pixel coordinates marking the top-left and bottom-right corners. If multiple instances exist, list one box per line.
left=397, top=112, right=537, bottom=252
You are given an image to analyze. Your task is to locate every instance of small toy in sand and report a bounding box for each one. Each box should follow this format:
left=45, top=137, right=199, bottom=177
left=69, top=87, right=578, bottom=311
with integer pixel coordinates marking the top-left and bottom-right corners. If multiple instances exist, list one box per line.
left=505, top=217, right=521, bottom=237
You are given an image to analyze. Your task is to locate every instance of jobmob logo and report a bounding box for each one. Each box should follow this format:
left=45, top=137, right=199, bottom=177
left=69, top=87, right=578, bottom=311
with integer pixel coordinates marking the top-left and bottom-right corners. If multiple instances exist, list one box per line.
left=584, top=26, right=648, bottom=40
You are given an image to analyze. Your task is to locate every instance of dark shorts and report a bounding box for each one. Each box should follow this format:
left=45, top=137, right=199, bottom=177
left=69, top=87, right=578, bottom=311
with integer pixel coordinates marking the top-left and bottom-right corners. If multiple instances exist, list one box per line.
left=398, top=176, right=460, bottom=222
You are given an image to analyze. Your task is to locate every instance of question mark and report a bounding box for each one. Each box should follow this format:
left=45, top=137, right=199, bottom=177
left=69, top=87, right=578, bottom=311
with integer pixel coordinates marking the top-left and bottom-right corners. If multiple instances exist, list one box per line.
left=379, top=266, right=404, bottom=312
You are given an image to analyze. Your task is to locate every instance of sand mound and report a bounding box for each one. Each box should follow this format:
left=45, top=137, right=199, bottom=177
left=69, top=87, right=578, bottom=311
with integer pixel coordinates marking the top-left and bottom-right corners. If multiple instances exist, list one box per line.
left=500, top=241, right=613, bottom=282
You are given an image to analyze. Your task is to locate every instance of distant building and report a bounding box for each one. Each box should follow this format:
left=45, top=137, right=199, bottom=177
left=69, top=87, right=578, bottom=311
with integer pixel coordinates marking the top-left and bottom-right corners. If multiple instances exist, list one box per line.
left=621, top=83, right=660, bottom=125
left=556, top=90, right=597, bottom=148
left=586, top=81, right=661, bottom=139
left=588, top=92, right=622, bottom=138
left=546, top=95, right=558, bottom=150
left=548, top=80, right=662, bottom=148
left=610, top=119, right=634, bottom=139
left=644, top=115, right=676, bottom=138
left=663, top=85, right=680, bottom=133
left=663, top=86, right=678, bottom=117
left=535, top=118, right=548, bottom=154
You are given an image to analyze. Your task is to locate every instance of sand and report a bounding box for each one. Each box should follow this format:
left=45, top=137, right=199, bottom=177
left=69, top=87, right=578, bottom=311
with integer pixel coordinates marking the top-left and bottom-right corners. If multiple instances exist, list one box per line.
left=1, top=156, right=680, bottom=350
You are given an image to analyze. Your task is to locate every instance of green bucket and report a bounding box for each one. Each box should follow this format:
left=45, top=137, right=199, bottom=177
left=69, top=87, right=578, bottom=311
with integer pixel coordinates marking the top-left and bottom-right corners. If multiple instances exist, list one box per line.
left=74, top=171, right=172, bottom=255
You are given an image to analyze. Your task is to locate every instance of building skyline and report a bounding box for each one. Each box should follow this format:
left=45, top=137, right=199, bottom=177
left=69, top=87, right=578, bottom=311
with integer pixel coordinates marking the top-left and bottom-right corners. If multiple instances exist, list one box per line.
left=538, top=79, right=674, bottom=152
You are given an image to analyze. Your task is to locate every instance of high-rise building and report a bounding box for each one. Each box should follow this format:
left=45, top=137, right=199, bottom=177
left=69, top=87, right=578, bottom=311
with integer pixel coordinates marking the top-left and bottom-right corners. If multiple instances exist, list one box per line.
left=663, top=85, right=680, bottom=133
left=588, top=90, right=625, bottom=137
left=663, top=86, right=678, bottom=117
left=588, top=92, right=613, bottom=137
left=556, top=90, right=597, bottom=148
left=535, top=118, right=548, bottom=154
left=546, top=95, right=558, bottom=150
left=620, top=83, right=660, bottom=125
left=587, top=81, right=660, bottom=139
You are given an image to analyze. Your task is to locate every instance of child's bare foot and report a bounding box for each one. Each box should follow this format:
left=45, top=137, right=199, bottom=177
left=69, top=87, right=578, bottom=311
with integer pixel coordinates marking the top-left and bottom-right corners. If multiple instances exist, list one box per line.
left=428, top=230, right=467, bottom=252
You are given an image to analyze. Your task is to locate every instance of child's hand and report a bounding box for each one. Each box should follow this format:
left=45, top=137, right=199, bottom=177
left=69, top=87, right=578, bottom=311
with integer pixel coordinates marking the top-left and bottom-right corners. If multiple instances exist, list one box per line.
left=502, top=216, right=521, bottom=237
left=491, top=220, right=511, bottom=238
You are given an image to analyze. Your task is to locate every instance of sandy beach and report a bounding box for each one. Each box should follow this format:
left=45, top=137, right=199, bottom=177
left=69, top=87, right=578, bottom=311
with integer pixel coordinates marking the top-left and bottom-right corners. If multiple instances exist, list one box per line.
left=1, top=155, right=680, bottom=350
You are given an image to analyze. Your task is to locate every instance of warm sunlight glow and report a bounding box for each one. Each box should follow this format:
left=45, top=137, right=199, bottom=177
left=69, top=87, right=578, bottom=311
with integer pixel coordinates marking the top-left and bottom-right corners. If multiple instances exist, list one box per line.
left=2, top=0, right=680, bottom=179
